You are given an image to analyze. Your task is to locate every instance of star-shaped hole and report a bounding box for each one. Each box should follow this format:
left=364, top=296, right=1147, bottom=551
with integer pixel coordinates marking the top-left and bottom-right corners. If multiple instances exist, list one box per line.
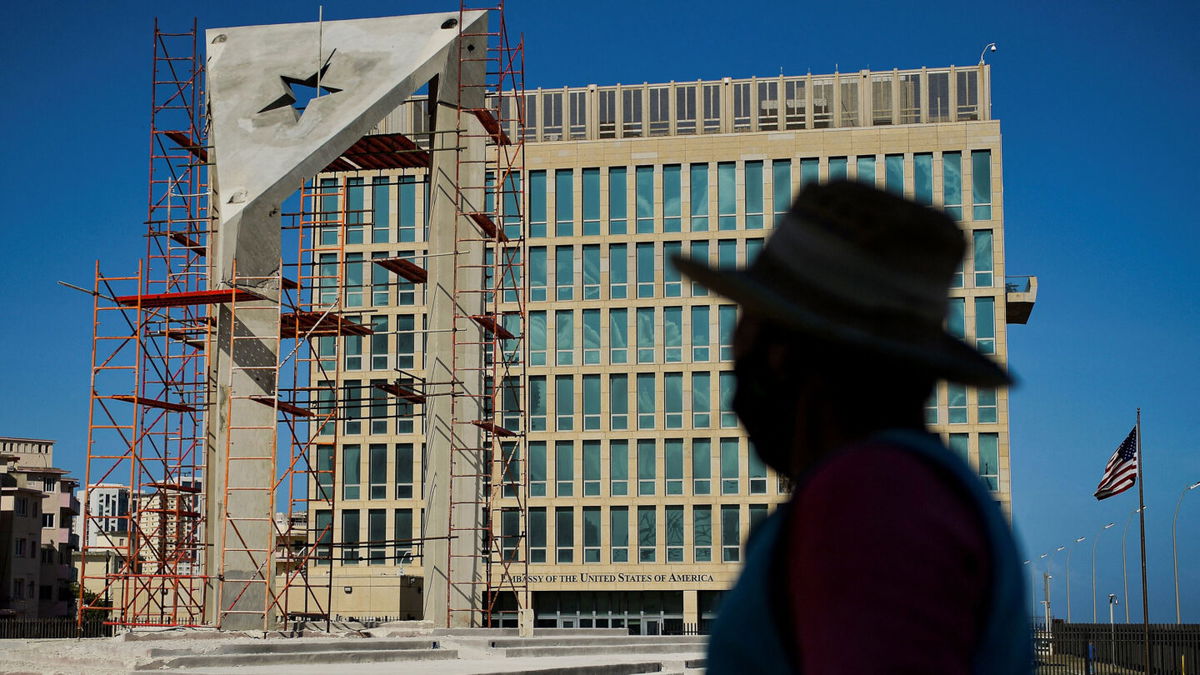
left=259, top=51, right=342, bottom=115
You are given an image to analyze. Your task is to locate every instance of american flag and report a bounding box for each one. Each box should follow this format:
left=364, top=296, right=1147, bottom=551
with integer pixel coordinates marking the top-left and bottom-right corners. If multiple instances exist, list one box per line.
left=1094, top=427, right=1138, bottom=500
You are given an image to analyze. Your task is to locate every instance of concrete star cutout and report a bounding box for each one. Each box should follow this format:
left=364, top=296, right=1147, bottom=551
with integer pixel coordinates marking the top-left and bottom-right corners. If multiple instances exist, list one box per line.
left=258, top=51, right=342, bottom=115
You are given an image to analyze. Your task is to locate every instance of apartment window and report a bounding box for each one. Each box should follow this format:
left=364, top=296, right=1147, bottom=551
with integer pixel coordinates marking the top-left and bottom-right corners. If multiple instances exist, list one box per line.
left=608, top=167, right=628, bottom=234
left=555, top=245, right=574, bottom=301
left=315, top=510, right=332, bottom=564
left=529, top=441, right=547, bottom=497
left=316, top=445, right=334, bottom=500
left=632, top=165, right=655, bottom=234
left=556, top=441, right=574, bottom=497
left=529, top=246, right=547, bottom=302
left=500, top=508, right=520, bottom=562
left=747, top=447, right=768, bottom=495
left=746, top=238, right=764, bottom=264
left=925, top=388, right=939, bottom=425
left=772, top=159, right=791, bottom=221
left=720, top=438, right=740, bottom=494
left=369, top=315, right=389, bottom=370
left=556, top=375, right=574, bottom=431
left=978, top=387, right=998, bottom=423
left=528, top=170, right=547, bottom=238
left=665, top=439, right=684, bottom=496
left=721, top=504, right=741, bottom=562
left=342, top=510, right=360, bottom=564
left=948, top=384, right=968, bottom=424
left=948, top=298, right=965, bottom=339
left=345, top=253, right=364, bottom=307
left=502, top=441, right=520, bottom=497
left=554, top=169, right=574, bottom=236
left=661, top=505, right=684, bottom=564
left=583, top=440, right=601, bottom=496
left=692, top=371, right=711, bottom=428
left=582, top=507, right=602, bottom=563
left=636, top=242, right=655, bottom=297
left=529, top=375, right=547, bottom=431
left=502, top=171, right=522, bottom=240
left=974, top=230, right=994, bottom=287
left=529, top=310, right=547, bottom=366
left=702, top=83, right=722, bottom=133
left=664, top=242, right=683, bottom=297
left=972, top=150, right=992, bottom=220
left=571, top=167, right=598, bottom=235
left=368, top=444, right=387, bottom=500
left=943, top=152, right=963, bottom=220
left=750, top=504, right=770, bottom=534
left=637, top=307, right=656, bottom=363
left=979, top=433, right=1000, bottom=490
left=397, top=176, right=417, bottom=243
left=676, top=85, right=697, bottom=134
left=622, top=89, right=643, bottom=137
left=690, top=163, right=709, bottom=231
left=316, top=382, right=336, bottom=436
left=828, top=157, right=847, bottom=181
left=370, top=177, right=390, bottom=243
left=717, top=162, right=737, bottom=230
left=690, top=241, right=709, bottom=295
left=929, top=72, right=951, bottom=122
left=582, top=244, right=601, bottom=299
left=949, top=433, right=970, bottom=463
left=345, top=334, right=363, bottom=371
left=343, top=445, right=361, bottom=500
left=665, top=372, right=684, bottom=429
left=368, top=509, right=386, bottom=565
left=610, top=440, right=629, bottom=497
left=637, top=439, right=657, bottom=496
left=692, top=306, right=711, bottom=361
left=856, top=156, right=877, bottom=186
left=976, top=297, right=996, bottom=354
left=637, top=373, right=656, bottom=429
left=800, top=158, right=819, bottom=186
left=745, top=161, right=764, bottom=229
left=694, top=505, right=713, bottom=562
left=718, top=239, right=737, bottom=269
left=611, top=506, right=629, bottom=562
left=583, top=374, right=601, bottom=431
left=555, top=309, right=574, bottom=366
left=369, top=380, right=388, bottom=435
left=884, top=154, right=904, bottom=196
left=529, top=507, right=547, bottom=563
left=319, top=178, right=339, bottom=245
left=609, top=309, right=628, bottom=364
left=784, top=79, right=806, bottom=129
left=914, top=153, right=933, bottom=205
left=654, top=164, right=680, bottom=233
left=692, top=439, right=712, bottom=495
left=317, top=336, right=335, bottom=372
left=610, top=374, right=629, bottom=430
left=719, top=372, right=736, bottom=428
left=638, top=506, right=657, bottom=562
left=556, top=507, right=574, bottom=563
left=607, top=242, right=629, bottom=299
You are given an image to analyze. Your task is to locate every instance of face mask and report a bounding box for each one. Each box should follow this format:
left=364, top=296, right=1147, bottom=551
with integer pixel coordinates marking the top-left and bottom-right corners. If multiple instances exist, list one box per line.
left=733, top=348, right=797, bottom=476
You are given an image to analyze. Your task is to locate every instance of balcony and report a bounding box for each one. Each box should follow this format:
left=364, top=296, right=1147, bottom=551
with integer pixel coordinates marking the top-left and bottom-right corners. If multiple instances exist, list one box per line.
left=1006, top=276, right=1038, bottom=324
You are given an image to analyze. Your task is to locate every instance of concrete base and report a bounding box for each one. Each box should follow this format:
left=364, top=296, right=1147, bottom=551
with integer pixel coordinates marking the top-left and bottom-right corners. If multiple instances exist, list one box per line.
left=518, top=608, right=534, bottom=638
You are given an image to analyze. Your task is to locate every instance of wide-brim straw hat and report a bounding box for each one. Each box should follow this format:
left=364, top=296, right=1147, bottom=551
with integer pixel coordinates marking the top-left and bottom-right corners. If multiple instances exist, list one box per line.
left=672, top=180, right=1011, bottom=386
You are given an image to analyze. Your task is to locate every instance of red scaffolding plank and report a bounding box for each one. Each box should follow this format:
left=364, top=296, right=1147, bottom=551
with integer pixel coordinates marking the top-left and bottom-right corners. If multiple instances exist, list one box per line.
left=249, top=395, right=314, bottom=418
left=470, top=314, right=515, bottom=340
left=471, top=420, right=518, bottom=437
left=466, top=212, right=508, bottom=242
left=372, top=257, right=428, bottom=284
left=145, top=482, right=202, bottom=494
left=280, top=311, right=373, bottom=337
left=115, top=288, right=265, bottom=308
left=163, top=130, right=209, bottom=162
left=110, top=395, right=197, bottom=413
left=323, top=132, right=431, bottom=171
left=373, top=381, right=427, bottom=405
left=169, top=232, right=205, bottom=254
left=471, top=108, right=511, bottom=145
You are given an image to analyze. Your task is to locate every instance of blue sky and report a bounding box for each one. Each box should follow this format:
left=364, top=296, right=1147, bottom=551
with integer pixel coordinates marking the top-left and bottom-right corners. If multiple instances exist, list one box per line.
left=1, top=1, right=1197, bottom=622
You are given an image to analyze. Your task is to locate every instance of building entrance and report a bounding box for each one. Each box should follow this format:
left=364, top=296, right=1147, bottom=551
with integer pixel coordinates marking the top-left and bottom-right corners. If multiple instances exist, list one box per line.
left=532, top=591, right=682, bottom=632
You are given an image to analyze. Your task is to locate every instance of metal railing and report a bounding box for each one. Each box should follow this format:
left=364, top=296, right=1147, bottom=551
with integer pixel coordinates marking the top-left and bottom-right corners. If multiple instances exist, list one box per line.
left=1007, top=275, right=1034, bottom=293
left=0, top=617, right=116, bottom=639
left=1034, top=623, right=1200, bottom=674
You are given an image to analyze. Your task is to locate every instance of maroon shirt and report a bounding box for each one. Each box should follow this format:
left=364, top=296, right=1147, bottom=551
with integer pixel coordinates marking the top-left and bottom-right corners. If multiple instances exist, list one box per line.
left=786, top=441, right=991, bottom=672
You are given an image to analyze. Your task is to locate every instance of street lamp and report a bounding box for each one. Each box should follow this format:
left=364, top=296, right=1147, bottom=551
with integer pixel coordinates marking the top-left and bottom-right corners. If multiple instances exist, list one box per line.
left=1172, top=480, right=1200, bottom=624
left=1066, top=538, right=1085, bottom=623
left=1092, top=522, right=1116, bottom=622
left=1122, top=506, right=1147, bottom=623
left=979, top=42, right=998, bottom=65
left=1024, top=560, right=1037, bottom=621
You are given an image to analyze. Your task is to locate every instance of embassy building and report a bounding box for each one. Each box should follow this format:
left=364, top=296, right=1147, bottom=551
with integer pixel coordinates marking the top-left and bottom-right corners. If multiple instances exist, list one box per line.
left=308, top=64, right=1036, bottom=631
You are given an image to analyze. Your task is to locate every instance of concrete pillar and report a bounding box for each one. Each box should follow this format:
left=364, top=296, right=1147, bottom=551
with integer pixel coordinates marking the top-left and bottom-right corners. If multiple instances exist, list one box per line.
left=683, top=590, right=699, bottom=627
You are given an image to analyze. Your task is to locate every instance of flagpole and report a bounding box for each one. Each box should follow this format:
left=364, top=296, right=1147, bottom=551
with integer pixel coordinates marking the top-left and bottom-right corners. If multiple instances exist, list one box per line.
left=1136, top=408, right=1150, bottom=674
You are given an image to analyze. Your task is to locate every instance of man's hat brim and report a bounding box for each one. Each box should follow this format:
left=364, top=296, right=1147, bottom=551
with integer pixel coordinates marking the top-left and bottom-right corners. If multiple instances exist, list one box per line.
left=672, top=255, right=1013, bottom=387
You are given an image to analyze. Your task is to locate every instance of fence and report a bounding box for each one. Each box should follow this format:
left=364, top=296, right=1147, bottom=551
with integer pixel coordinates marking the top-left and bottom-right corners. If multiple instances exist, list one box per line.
left=0, top=617, right=116, bottom=639
left=1035, top=623, right=1200, bottom=674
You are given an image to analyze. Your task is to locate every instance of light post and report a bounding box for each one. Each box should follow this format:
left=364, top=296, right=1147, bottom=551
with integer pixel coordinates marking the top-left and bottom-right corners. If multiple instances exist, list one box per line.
left=1024, top=560, right=1037, bottom=621
left=1172, top=480, right=1200, bottom=624
left=1066, top=538, right=1085, bottom=623
left=1108, top=594, right=1118, bottom=660
left=978, top=42, right=998, bottom=65
left=1092, top=522, right=1116, bottom=622
left=1121, top=506, right=1146, bottom=623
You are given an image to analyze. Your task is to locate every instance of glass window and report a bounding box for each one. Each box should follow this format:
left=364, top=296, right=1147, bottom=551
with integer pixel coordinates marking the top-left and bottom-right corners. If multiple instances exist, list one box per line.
left=925, top=388, right=939, bottom=425
left=638, top=506, right=657, bottom=563
left=721, top=504, right=741, bottom=563
left=502, top=441, right=520, bottom=497
left=692, top=371, right=711, bottom=428
left=800, top=158, right=819, bottom=186
left=719, top=371, right=736, bottom=428
left=555, top=169, right=574, bottom=236
left=929, top=72, right=950, bottom=122
left=367, top=509, right=386, bottom=564
left=948, top=298, right=965, bottom=339
left=665, top=439, right=684, bottom=496
left=746, top=238, right=764, bottom=264
left=856, top=155, right=877, bottom=186
left=529, top=310, right=547, bottom=366
left=345, top=333, right=363, bottom=371
left=393, top=508, right=413, bottom=563
left=583, top=374, right=601, bottom=431
left=611, top=506, right=629, bottom=562
left=343, top=445, right=361, bottom=500
left=717, top=162, right=737, bottom=230
left=569, top=90, right=588, bottom=139
left=637, top=372, right=656, bottom=429
left=732, top=81, right=751, bottom=130
left=692, top=439, right=712, bottom=495
left=529, top=246, right=547, bottom=302
left=772, top=159, right=791, bottom=220
left=583, top=440, right=601, bottom=496
left=840, top=78, right=859, bottom=127
left=636, top=307, right=656, bottom=363
left=636, top=166, right=655, bottom=233
left=636, top=242, right=655, bottom=298
left=342, top=509, right=360, bottom=564
left=556, top=245, right=574, bottom=301
left=556, top=375, right=574, bottom=431
left=345, top=254, right=364, bottom=308
left=664, top=306, right=683, bottom=362
left=664, top=242, right=683, bottom=297
left=314, top=509, right=333, bottom=564
left=914, top=153, right=933, bottom=205
left=690, top=241, right=709, bottom=296
left=396, top=176, right=416, bottom=243
left=529, top=507, right=547, bottom=563
left=346, top=177, right=365, bottom=244
left=395, top=443, right=413, bottom=499
left=828, top=157, right=847, bottom=181
left=638, top=439, right=657, bottom=496
left=371, top=177, right=390, bottom=243
left=690, top=163, right=709, bottom=231
left=957, top=70, right=980, bottom=121
left=948, top=384, right=968, bottom=424
left=745, top=161, right=764, bottom=230
left=979, top=433, right=1000, bottom=490
left=666, top=505, right=685, bottom=563
left=885, top=154, right=904, bottom=196
left=316, top=445, right=334, bottom=500
left=555, top=309, right=574, bottom=366
left=610, top=440, right=629, bottom=497
left=623, top=89, right=643, bottom=137
left=949, top=433, right=969, bottom=463
left=694, top=505, right=713, bottom=562
left=784, top=79, right=806, bottom=129
left=609, top=308, right=628, bottom=364
left=758, top=80, right=779, bottom=131
left=610, top=374, right=629, bottom=431
left=370, top=315, right=389, bottom=370
left=528, top=170, right=547, bottom=238
left=720, top=438, right=740, bottom=494
left=749, top=504, right=769, bottom=533
left=609, top=243, right=628, bottom=299
left=692, top=306, right=710, bottom=361
left=501, top=507, right=520, bottom=562
left=582, top=244, right=601, bottom=299
left=664, top=164, right=682, bottom=232
left=582, top=308, right=601, bottom=365
left=972, top=150, right=992, bottom=220
left=676, top=84, right=697, bottom=134
left=368, top=444, right=387, bottom=499
left=748, top=447, right=767, bottom=495
left=608, top=167, right=627, bottom=235
left=583, top=507, right=601, bottom=563
left=529, top=375, right=547, bottom=431
left=978, top=387, right=998, bottom=424
left=665, top=372, right=684, bottom=429
left=718, top=239, right=737, bottom=269
left=529, top=441, right=547, bottom=497
left=556, top=507, right=574, bottom=563
left=702, top=82, right=722, bottom=133
left=974, top=230, right=994, bottom=287
left=943, top=152, right=963, bottom=220
left=556, top=441, right=574, bottom=497
left=975, top=297, right=996, bottom=354
left=871, top=74, right=894, bottom=125
left=582, top=167, right=600, bottom=235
